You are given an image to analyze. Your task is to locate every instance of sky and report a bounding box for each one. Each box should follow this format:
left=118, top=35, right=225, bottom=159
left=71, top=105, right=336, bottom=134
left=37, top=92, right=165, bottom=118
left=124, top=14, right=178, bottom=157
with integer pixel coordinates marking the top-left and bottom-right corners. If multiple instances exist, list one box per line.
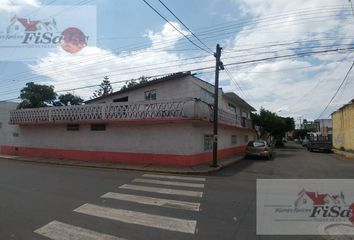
left=0, top=0, right=353, bottom=122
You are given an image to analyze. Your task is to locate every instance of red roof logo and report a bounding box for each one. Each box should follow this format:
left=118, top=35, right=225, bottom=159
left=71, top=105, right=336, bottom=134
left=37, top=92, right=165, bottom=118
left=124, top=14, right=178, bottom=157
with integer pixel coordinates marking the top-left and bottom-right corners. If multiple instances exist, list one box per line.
left=17, top=18, right=39, bottom=31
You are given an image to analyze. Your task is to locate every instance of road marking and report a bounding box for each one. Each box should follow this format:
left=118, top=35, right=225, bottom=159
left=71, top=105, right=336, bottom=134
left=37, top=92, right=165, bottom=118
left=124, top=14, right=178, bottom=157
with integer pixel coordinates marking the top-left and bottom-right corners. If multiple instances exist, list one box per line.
left=34, top=220, right=124, bottom=240
left=119, top=184, right=203, bottom=197
left=101, top=192, right=200, bottom=211
left=74, top=203, right=197, bottom=234
left=133, top=178, right=204, bottom=188
left=142, top=174, right=205, bottom=182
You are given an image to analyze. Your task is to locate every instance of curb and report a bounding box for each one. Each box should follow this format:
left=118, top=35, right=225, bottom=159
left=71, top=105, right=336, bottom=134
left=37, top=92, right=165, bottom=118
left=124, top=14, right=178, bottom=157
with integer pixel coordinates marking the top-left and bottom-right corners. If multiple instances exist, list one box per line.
left=332, top=149, right=354, bottom=161
left=0, top=154, right=242, bottom=175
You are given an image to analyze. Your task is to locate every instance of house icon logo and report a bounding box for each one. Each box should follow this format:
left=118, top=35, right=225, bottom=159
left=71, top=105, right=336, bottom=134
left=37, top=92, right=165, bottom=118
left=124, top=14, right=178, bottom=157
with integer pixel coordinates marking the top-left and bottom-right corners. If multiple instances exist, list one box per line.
left=294, top=188, right=354, bottom=224
left=295, top=188, right=346, bottom=207
left=7, top=15, right=58, bottom=34
left=4, top=15, right=88, bottom=53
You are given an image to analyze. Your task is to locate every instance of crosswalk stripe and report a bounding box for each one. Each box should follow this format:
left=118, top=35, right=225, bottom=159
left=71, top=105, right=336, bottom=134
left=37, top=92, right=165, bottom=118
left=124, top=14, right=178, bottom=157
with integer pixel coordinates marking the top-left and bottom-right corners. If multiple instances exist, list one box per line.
left=133, top=178, right=204, bottom=188
left=119, top=184, right=203, bottom=197
left=34, top=220, right=125, bottom=240
left=74, top=203, right=197, bottom=234
left=142, top=174, right=206, bottom=182
left=101, top=192, right=200, bottom=211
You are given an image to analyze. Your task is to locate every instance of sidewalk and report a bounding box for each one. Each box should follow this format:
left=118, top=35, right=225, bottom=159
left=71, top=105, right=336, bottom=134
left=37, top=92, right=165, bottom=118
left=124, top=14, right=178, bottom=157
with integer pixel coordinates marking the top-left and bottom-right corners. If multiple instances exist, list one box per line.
left=0, top=153, right=244, bottom=174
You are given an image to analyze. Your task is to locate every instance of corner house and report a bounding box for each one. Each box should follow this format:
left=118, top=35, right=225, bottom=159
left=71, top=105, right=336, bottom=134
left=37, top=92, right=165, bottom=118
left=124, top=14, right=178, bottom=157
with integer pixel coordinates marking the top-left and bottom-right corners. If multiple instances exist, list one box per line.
left=0, top=72, right=256, bottom=166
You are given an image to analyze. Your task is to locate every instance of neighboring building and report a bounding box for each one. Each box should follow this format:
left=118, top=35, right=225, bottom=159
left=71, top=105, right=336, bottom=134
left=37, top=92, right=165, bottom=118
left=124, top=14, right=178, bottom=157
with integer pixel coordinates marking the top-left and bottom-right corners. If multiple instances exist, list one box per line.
left=332, top=99, right=354, bottom=152
left=0, top=72, right=256, bottom=166
left=314, top=119, right=332, bottom=137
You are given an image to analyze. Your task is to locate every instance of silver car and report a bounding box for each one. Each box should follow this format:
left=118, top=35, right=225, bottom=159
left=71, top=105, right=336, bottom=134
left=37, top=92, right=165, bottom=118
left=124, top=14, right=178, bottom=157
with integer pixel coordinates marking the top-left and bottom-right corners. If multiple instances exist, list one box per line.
left=245, top=140, right=273, bottom=160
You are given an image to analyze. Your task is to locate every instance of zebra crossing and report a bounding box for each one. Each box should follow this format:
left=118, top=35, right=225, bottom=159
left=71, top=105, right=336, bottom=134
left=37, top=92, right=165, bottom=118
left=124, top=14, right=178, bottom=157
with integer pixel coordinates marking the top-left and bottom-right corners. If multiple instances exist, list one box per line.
left=34, top=173, right=206, bottom=239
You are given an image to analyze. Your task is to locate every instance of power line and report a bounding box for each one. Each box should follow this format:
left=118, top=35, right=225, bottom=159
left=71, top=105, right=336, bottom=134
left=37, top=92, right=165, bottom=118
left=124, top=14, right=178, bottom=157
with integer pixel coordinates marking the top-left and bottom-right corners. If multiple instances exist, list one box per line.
left=317, top=61, right=354, bottom=119
left=0, top=45, right=352, bottom=98
left=157, top=0, right=214, bottom=54
left=224, top=47, right=354, bottom=68
left=3, top=40, right=350, bottom=88
left=1, top=42, right=348, bottom=95
left=223, top=66, right=249, bottom=101
left=1, top=11, right=350, bottom=80
left=141, top=0, right=213, bottom=55
left=349, top=0, right=354, bottom=18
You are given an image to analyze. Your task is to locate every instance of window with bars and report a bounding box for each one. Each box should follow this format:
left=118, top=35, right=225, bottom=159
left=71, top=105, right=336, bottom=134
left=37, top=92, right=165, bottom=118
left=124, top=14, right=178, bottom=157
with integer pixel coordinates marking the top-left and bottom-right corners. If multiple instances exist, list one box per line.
left=91, top=124, right=106, bottom=131
left=144, top=90, right=156, bottom=100
left=67, top=124, right=80, bottom=131
left=231, top=135, right=238, bottom=145
left=204, top=134, right=213, bottom=151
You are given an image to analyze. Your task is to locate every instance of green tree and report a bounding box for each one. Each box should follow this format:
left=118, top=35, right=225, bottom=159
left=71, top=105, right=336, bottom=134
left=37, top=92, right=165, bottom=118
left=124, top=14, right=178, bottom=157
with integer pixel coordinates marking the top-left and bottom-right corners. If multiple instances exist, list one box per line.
left=92, top=76, right=113, bottom=98
left=120, top=76, right=149, bottom=91
left=251, top=108, right=295, bottom=144
left=57, top=93, right=84, bottom=106
left=18, top=82, right=57, bottom=109
left=293, top=129, right=309, bottom=140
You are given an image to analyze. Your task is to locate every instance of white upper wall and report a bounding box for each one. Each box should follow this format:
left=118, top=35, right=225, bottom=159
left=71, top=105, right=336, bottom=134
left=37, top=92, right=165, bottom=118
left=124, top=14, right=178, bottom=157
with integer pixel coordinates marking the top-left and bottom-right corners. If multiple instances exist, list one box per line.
left=90, top=75, right=197, bottom=104
left=88, top=74, right=253, bottom=118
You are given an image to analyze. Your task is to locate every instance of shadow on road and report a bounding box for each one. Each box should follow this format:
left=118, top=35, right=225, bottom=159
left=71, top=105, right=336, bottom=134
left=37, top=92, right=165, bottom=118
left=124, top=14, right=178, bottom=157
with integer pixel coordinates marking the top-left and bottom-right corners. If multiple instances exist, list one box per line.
left=211, top=157, right=256, bottom=177
left=273, top=152, right=294, bottom=158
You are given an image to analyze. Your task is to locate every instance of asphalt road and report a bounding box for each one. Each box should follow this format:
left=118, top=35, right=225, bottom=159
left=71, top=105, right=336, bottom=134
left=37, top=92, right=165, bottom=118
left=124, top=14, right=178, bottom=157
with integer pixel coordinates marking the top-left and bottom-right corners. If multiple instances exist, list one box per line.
left=1, top=142, right=354, bottom=240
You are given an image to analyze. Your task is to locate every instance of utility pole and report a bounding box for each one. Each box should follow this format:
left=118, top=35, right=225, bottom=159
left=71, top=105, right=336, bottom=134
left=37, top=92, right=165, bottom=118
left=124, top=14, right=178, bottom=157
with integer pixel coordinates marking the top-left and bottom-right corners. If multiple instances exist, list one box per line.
left=212, top=44, right=224, bottom=167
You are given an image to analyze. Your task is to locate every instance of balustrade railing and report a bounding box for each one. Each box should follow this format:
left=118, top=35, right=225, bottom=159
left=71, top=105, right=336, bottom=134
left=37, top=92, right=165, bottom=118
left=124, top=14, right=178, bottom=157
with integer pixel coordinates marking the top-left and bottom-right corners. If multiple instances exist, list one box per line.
left=9, top=98, right=253, bottom=129
left=9, top=98, right=193, bottom=124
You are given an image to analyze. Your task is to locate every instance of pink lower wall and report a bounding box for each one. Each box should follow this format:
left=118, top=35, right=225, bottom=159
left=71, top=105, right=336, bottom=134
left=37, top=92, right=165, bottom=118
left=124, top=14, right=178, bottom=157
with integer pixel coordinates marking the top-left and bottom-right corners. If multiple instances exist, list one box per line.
left=0, top=145, right=246, bottom=166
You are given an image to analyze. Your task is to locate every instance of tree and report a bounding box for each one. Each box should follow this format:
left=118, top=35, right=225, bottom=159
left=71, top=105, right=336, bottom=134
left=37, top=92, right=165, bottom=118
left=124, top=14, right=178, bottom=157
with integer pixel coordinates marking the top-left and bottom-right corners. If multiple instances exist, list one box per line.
left=251, top=108, right=295, bottom=145
left=293, top=129, right=309, bottom=140
left=92, top=76, right=113, bottom=98
left=56, top=93, right=84, bottom=106
left=18, top=82, right=57, bottom=109
left=120, top=76, right=149, bottom=91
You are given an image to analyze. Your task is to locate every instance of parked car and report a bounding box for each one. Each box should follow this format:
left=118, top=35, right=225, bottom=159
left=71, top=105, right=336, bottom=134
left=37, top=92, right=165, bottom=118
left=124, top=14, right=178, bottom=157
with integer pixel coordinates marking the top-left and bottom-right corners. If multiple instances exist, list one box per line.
left=245, top=140, right=273, bottom=160
left=307, top=136, right=332, bottom=152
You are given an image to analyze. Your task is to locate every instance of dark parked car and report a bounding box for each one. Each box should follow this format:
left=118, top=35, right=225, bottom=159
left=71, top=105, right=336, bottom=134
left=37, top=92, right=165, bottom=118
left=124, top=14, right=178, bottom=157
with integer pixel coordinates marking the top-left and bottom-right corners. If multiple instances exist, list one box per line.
left=245, top=140, right=273, bottom=160
left=307, top=136, right=332, bottom=152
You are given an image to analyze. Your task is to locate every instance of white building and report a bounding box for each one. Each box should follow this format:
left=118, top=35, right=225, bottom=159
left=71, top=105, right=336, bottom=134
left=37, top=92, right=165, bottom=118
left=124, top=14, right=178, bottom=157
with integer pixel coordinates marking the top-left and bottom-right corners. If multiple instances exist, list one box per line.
left=0, top=72, right=256, bottom=166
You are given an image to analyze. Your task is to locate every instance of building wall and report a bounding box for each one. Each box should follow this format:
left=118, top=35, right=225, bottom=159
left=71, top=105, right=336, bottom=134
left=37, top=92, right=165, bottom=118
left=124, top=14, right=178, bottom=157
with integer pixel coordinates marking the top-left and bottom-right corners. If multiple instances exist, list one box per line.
left=91, top=76, right=197, bottom=104
left=1, top=101, right=255, bottom=166
left=332, top=103, right=354, bottom=151
left=89, top=75, right=252, bottom=119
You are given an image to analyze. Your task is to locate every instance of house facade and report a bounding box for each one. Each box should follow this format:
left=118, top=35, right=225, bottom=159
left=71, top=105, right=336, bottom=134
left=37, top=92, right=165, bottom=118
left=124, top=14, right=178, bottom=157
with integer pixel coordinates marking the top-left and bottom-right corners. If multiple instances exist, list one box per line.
left=332, top=99, right=354, bottom=152
left=0, top=72, right=256, bottom=166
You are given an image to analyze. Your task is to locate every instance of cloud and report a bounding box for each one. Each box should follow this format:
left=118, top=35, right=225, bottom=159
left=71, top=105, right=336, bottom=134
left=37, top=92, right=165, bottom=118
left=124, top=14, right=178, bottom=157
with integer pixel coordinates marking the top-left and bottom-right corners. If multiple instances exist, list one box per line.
left=0, top=0, right=41, bottom=12
left=29, top=21, right=213, bottom=99
left=223, top=0, right=354, bottom=120
left=28, top=2, right=354, bottom=120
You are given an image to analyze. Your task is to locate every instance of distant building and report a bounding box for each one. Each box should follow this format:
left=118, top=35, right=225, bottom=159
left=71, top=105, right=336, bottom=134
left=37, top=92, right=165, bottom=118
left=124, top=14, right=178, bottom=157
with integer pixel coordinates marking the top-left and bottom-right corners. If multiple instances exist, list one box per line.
left=332, top=99, right=354, bottom=152
left=0, top=72, right=256, bottom=166
left=302, top=119, right=317, bottom=131
left=314, top=119, right=332, bottom=137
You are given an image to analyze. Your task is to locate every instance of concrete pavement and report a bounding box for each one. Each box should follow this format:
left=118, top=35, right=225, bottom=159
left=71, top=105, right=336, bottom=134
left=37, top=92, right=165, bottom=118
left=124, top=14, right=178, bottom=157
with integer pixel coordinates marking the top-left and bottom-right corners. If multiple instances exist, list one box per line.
left=0, top=152, right=244, bottom=174
left=1, top=141, right=354, bottom=239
